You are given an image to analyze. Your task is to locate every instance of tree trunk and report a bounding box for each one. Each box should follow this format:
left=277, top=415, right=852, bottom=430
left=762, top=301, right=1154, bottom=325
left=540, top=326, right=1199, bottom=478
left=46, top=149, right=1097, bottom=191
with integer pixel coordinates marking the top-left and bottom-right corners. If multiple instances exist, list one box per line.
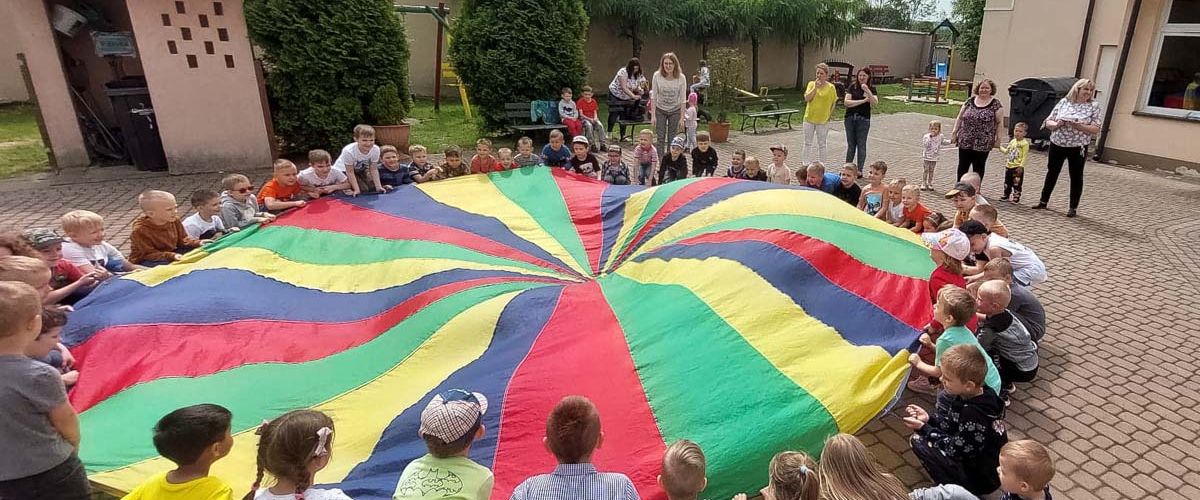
left=631, top=22, right=642, bottom=58
left=751, top=36, right=760, bottom=91
left=701, top=40, right=709, bottom=59
left=795, top=39, right=805, bottom=89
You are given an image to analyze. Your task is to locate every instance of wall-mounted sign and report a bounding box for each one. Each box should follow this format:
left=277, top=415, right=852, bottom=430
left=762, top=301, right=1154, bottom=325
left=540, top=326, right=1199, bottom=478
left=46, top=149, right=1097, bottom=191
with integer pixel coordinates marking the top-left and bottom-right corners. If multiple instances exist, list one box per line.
left=93, top=32, right=137, bottom=57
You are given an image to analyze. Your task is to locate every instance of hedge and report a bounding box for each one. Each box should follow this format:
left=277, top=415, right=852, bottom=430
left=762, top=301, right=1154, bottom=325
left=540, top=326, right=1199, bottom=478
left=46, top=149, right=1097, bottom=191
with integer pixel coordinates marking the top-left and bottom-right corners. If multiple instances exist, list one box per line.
left=449, top=0, right=589, bottom=131
left=245, top=0, right=411, bottom=152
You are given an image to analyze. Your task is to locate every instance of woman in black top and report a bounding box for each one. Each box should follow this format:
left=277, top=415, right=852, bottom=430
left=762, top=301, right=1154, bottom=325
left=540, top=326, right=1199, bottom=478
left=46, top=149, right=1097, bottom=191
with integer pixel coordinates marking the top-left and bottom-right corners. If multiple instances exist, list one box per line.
left=843, top=68, right=878, bottom=171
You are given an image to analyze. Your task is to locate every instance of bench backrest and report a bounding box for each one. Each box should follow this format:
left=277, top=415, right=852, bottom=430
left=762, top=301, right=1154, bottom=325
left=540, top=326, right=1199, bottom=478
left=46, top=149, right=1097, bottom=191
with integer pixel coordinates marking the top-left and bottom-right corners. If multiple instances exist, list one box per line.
left=504, top=102, right=533, bottom=123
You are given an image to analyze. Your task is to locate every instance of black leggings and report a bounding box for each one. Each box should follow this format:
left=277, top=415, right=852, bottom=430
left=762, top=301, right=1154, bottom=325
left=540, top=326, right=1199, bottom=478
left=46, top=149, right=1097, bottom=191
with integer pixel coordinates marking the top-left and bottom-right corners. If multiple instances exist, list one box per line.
left=1040, top=144, right=1086, bottom=209
left=957, top=148, right=990, bottom=180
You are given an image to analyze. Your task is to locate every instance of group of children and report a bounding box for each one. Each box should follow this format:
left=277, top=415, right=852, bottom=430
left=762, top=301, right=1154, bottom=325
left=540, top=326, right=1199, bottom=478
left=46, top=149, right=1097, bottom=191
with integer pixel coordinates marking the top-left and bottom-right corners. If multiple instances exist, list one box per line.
left=0, top=116, right=1061, bottom=499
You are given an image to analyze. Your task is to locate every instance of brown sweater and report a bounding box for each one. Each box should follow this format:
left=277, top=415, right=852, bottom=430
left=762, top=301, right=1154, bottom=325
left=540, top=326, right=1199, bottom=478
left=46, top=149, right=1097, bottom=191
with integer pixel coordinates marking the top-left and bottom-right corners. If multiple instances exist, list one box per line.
left=129, top=215, right=201, bottom=264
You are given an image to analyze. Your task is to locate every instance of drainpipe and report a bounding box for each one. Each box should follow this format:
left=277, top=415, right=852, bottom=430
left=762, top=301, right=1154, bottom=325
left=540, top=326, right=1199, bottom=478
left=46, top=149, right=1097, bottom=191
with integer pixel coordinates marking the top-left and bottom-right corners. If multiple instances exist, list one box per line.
left=1095, top=0, right=1142, bottom=160
left=1075, top=0, right=1097, bottom=78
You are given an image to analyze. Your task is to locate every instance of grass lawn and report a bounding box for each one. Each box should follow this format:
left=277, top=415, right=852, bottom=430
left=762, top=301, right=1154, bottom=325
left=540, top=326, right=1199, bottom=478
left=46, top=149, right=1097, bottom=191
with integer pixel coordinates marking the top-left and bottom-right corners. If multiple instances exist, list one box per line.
left=0, top=102, right=50, bottom=179
left=761, top=83, right=969, bottom=121
left=405, top=83, right=969, bottom=149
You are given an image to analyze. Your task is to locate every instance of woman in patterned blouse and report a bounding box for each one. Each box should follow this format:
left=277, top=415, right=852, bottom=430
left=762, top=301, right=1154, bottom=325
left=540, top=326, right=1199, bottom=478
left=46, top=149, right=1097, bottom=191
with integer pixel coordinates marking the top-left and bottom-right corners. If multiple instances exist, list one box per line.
left=1034, top=79, right=1102, bottom=218
left=951, top=79, right=1005, bottom=182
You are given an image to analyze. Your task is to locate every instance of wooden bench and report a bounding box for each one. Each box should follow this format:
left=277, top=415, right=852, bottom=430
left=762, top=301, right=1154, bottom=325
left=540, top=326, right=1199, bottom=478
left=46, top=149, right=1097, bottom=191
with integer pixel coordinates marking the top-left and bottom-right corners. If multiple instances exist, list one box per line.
left=503, top=102, right=566, bottom=141
left=737, top=108, right=800, bottom=134
left=867, top=64, right=891, bottom=84
left=606, top=99, right=651, bottom=142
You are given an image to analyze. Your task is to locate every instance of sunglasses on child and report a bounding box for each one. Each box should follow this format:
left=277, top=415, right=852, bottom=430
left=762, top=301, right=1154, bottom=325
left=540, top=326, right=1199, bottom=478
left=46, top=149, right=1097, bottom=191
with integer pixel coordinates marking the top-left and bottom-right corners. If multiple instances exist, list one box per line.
left=235, top=186, right=256, bottom=193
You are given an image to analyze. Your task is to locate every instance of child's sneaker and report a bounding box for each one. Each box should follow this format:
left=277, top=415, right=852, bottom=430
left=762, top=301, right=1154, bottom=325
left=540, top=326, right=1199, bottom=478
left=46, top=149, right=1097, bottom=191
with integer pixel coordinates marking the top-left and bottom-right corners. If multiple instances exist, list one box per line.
left=998, top=195, right=1010, bottom=202
left=907, top=377, right=941, bottom=395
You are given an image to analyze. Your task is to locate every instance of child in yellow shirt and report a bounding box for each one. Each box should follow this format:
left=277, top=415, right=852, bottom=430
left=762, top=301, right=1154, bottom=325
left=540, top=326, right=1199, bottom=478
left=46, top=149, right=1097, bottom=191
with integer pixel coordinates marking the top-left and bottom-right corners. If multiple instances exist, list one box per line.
left=999, top=122, right=1030, bottom=203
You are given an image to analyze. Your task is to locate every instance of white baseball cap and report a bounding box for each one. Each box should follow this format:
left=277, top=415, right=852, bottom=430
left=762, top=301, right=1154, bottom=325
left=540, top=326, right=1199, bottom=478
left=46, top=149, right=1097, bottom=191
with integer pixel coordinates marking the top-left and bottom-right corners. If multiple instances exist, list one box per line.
left=921, top=228, right=971, bottom=261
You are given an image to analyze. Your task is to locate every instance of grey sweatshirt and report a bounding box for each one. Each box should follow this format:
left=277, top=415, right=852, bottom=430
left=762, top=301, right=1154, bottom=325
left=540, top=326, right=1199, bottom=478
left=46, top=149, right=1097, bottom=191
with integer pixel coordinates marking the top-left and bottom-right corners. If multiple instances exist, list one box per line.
left=219, top=191, right=263, bottom=229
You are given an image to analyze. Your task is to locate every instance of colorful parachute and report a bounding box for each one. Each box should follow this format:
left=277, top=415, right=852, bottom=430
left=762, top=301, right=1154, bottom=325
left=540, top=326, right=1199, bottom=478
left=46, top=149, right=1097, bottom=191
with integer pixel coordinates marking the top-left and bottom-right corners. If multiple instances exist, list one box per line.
left=64, top=167, right=933, bottom=499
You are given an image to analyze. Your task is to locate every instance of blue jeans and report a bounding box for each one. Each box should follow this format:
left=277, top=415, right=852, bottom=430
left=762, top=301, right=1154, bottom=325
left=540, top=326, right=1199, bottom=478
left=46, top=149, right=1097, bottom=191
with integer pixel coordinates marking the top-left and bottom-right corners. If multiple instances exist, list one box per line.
left=639, top=162, right=653, bottom=185
left=844, top=115, right=871, bottom=170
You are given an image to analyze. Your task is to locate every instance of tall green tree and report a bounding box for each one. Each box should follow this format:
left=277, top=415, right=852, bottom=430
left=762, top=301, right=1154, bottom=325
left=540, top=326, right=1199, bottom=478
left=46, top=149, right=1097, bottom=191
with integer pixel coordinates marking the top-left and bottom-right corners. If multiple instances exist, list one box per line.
left=245, top=0, right=410, bottom=152
left=584, top=0, right=685, bottom=58
left=794, top=0, right=864, bottom=89
left=451, top=0, right=589, bottom=130
left=952, top=0, right=986, bottom=61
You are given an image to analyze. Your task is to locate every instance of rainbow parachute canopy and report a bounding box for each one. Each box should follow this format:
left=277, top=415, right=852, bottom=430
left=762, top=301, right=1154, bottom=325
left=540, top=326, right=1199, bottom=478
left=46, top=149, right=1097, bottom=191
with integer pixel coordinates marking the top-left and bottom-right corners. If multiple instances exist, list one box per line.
left=64, top=167, right=933, bottom=499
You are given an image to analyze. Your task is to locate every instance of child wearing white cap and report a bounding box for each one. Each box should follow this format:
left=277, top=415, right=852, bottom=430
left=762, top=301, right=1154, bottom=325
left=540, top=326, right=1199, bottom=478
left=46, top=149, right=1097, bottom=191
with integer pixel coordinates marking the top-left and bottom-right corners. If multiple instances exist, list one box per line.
left=659, top=137, right=689, bottom=184
left=567, top=136, right=601, bottom=179
left=393, top=389, right=493, bottom=500
left=909, top=228, right=977, bottom=395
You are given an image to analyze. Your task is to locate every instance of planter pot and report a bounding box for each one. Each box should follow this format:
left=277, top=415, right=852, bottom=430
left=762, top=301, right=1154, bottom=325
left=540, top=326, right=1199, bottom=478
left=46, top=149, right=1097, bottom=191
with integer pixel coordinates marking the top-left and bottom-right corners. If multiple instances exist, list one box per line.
left=708, top=121, right=731, bottom=143
left=373, top=123, right=411, bottom=150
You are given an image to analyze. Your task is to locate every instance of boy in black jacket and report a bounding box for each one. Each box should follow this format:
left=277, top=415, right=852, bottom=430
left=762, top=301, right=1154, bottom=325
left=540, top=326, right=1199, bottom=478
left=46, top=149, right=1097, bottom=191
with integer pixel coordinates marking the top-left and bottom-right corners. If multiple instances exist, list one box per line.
left=903, top=343, right=1008, bottom=496
left=659, top=137, right=689, bottom=184
left=690, top=132, right=719, bottom=177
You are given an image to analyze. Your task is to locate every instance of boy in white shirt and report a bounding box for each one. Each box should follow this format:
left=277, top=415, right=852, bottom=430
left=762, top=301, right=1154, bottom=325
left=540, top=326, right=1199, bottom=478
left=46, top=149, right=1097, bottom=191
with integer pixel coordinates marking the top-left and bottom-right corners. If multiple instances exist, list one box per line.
left=183, top=190, right=229, bottom=240
left=332, top=125, right=384, bottom=195
left=299, top=149, right=350, bottom=198
left=59, top=210, right=138, bottom=278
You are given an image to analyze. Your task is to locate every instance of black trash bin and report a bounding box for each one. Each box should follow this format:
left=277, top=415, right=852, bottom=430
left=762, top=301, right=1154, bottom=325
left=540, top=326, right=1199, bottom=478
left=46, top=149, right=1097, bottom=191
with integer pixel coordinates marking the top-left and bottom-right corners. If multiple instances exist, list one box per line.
left=1007, top=77, right=1077, bottom=149
left=105, top=78, right=168, bottom=171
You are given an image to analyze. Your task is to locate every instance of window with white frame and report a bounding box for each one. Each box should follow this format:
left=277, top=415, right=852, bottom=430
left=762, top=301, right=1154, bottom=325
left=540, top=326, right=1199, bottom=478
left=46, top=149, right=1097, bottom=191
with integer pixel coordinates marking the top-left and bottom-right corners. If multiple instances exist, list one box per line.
left=1141, top=0, right=1200, bottom=117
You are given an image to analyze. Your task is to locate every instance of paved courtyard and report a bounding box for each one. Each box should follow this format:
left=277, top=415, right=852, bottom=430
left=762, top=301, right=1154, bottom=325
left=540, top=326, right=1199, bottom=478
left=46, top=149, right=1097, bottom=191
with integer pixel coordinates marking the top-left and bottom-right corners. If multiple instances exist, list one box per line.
left=2, top=112, right=1198, bottom=499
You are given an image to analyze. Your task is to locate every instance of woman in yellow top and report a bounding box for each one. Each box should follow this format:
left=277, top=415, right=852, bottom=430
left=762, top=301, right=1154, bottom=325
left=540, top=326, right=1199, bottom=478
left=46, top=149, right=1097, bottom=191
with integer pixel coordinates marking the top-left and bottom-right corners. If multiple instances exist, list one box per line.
left=803, top=63, right=839, bottom=167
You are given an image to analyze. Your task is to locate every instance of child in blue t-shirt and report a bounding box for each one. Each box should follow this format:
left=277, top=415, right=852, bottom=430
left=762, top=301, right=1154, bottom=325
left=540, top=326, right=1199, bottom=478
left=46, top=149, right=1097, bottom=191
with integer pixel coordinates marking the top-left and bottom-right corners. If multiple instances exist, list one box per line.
left=909, top=285, right=1002, bottom=394
left=541, top=130, right=572, bottom=169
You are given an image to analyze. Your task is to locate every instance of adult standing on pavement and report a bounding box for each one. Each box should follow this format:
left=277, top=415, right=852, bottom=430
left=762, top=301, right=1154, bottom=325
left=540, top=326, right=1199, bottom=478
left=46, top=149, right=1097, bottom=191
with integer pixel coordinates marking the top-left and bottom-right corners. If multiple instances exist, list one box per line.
left=951, top=79, right=1004, bottom=181
left=607, top=58, right=649, bottom=136
left=843, top=67, right=878, bottom=171
left=1034, top=79, right=1102, bottom=218
left=803, top=63, right=839, bottom=167
left=650, top=52, right=689, bottom=159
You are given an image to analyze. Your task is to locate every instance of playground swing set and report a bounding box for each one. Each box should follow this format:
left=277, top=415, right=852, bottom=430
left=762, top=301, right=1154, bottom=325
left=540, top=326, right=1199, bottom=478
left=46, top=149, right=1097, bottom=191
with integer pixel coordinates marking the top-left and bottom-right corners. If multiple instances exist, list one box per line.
left=394, top=2, right=472, bottom=118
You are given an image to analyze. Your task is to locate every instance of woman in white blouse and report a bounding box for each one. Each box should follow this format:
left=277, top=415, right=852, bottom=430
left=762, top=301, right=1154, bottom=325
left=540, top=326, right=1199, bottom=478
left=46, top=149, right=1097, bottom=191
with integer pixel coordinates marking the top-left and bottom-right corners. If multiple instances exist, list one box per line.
left=1034, top=79, right=1102, bottom=218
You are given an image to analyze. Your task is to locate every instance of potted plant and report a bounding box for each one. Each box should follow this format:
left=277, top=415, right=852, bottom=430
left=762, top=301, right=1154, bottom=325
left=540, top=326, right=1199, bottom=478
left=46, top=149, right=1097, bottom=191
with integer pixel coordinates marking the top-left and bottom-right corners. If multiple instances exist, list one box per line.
left=369, top=83, right=411, bottom=149
left=705, top=47, right=747, bottom=143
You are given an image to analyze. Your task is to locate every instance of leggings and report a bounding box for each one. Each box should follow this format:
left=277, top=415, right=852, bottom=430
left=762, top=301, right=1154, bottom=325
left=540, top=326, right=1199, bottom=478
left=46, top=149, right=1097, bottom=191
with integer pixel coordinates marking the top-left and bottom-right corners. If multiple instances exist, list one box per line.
left=1040, top=144, right=1086, bottom=209
left=654, top=107, right=681, bottom=158
left=957, top=148, right=990, bottom=180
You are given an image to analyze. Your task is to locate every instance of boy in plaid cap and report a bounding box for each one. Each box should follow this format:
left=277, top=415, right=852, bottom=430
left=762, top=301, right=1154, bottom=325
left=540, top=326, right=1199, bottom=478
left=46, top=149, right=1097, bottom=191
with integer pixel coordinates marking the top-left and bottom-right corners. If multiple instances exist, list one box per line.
left=393, top=389, right=493, bottom=499
left=22, top=228, right=98, bottom=306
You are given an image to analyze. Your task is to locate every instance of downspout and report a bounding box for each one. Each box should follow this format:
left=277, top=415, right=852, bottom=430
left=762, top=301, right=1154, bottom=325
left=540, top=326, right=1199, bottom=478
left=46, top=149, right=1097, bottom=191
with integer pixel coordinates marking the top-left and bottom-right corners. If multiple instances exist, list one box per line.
left=1074, top=0, right=1097, bottom=77
left=1095, top=0, right=1142, bottom=160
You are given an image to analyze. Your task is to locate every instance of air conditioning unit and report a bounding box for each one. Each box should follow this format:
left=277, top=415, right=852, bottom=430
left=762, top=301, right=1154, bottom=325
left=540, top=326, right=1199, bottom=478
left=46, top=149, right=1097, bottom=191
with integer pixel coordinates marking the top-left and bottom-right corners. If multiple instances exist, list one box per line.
left=52, top=5, right=88, bottom=36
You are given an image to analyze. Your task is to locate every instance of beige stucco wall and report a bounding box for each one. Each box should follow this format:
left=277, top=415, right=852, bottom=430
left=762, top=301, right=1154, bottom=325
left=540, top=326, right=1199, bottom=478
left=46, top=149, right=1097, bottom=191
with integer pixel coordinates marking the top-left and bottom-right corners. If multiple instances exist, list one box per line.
left=0, top=14, right=30, bottom=103
left=12, top=0, right=88, bottom=168
left=398, top=1, right=933, bottom=96
left=1103, top=0, right=1200, bottom=168
left=126, top=0, right=271, bottom=173
left=975, top=0, right=1090, bottom=111
left=976, top=0, right=1198, bottom=167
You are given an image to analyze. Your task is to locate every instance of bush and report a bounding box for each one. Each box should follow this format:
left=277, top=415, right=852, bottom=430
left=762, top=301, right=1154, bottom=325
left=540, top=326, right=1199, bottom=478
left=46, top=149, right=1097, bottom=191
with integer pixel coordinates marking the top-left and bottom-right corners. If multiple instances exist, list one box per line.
left=370, top=83, right=406, bottom=125
left=449, top=0, right=589, bottom=131
left=707, top=47, right=747, bottom=123
left=245, top=0, right=411, bottom=152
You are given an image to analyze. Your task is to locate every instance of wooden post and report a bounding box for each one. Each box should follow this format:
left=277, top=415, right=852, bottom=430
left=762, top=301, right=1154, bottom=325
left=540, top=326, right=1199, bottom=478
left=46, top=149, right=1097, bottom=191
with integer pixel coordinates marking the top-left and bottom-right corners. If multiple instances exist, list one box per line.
left=434, top=2, right=445, bottom=112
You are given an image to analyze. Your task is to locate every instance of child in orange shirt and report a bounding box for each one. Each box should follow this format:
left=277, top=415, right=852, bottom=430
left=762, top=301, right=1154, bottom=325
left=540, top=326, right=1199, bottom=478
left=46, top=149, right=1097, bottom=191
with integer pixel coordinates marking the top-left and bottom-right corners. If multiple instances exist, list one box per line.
left=898, top=185, right=932, bottom=233
left=130, top=190, right=205, bottom=266
left=259, top=159, right=307, bottom=212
